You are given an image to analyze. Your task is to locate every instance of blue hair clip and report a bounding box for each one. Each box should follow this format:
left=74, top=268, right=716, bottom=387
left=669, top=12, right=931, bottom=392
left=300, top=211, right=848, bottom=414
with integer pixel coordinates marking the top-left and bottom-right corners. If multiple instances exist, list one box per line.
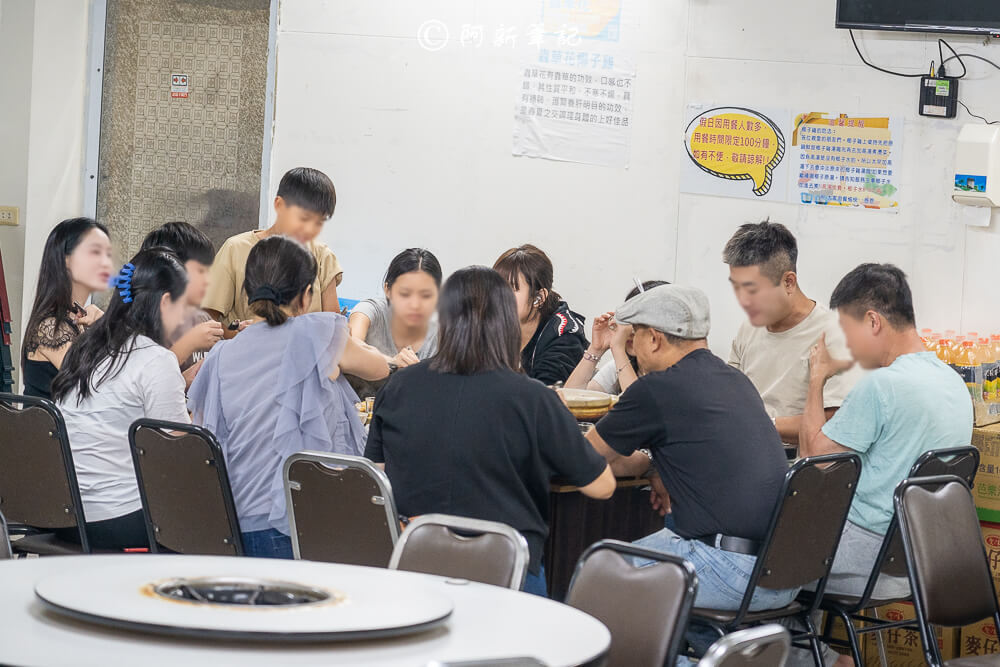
left=115, top=262, right=135, bottom=304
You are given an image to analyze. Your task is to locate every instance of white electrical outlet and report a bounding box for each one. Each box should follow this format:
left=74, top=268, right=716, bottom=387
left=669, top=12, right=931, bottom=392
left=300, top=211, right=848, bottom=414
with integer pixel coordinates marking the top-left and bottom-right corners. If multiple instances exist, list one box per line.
left=0, top=207, right=19, bottom=226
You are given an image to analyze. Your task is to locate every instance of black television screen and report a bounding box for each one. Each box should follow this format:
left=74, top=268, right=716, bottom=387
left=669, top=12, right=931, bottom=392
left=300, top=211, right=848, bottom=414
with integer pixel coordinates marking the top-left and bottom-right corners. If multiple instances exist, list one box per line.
left=836, top=1, right=1000, bottom=35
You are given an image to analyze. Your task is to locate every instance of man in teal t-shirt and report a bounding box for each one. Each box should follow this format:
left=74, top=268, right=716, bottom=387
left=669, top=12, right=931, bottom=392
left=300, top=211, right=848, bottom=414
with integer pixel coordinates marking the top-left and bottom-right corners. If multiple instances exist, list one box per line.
left=796, top=263, right=971, bottom=667
left=801, top=263, right=972, bottom=598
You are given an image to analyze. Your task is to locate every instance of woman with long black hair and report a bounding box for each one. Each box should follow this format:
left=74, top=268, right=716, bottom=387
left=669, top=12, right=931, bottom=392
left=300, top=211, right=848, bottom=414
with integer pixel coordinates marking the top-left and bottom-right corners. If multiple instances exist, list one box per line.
left=365, top=266, right=615, bottom=596
left=52, top=248, right=191, bottom=550
left=22, top=217, right=113, bottom=399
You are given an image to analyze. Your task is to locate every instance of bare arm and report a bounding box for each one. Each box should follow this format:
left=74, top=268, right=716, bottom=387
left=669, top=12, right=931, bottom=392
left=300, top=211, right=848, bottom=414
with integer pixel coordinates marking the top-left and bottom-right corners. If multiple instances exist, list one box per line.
left=799, top=334, right=854, bottom=457
left=348, top=311, right=372, bottom=341
left=775, top=408, right=839, bottom=446
left=334, top=335, right=390, bottom=381
left=566, top=312, right=617, bottom=390
left=799, top=380, right=850, bottom=457
left=585, top=426, right=653, bottom=478
left=565, top=354, right=600, bottom=390
left=608, top=343, right=638, bottom=392
left=321, top=280, right=340, bottom=314
left=578, top=464, right=617, bottom=500
left=205, top=308, right=238, bottom=340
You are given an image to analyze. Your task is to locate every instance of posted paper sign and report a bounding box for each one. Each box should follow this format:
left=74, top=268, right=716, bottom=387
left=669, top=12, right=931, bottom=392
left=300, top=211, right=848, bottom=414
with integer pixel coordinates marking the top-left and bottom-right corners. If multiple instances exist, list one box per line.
left=789, top=112, right=902, bottom=210
left=513, top=0, right=636, bottom=168
left=679, top=105, right=790, bottom=201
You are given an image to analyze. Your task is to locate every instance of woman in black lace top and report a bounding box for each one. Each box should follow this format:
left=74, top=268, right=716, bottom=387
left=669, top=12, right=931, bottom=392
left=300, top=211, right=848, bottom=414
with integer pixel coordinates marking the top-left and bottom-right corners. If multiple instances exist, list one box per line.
left=22, top=218, right=113, bottom=399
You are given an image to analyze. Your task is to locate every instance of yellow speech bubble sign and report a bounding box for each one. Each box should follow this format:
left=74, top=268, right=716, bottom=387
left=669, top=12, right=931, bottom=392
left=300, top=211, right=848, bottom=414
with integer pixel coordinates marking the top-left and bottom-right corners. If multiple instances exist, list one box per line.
left=684, top=108, right=786, bottom=196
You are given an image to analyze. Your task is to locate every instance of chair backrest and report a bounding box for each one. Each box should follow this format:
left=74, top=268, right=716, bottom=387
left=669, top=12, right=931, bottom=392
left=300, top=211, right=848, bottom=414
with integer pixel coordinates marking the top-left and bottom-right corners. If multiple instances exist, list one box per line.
left=565, top=539, right=698, bottom=667
left=746, top=453, right=861, bottom=610
left=0, top=509, right=11, bottom=560
left=911, top=445, right=979, bottom=487
left=129, top=419, right=242, bottom=555
left=389, top=514, right=530, bottom=590
left=868, top=445, right=982, bottom=584
left=284, top=452, right=400, bottom=565
left=895, top=475, right=1000, bottom=629
left=0, top=393, right=89, bottom=551
left=697, top=624, right=791, bottom=667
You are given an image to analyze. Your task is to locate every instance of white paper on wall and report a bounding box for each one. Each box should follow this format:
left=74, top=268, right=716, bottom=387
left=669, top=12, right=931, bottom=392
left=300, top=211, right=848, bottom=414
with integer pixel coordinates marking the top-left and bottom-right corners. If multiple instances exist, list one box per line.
left=512, top=1, right=637, bottom=169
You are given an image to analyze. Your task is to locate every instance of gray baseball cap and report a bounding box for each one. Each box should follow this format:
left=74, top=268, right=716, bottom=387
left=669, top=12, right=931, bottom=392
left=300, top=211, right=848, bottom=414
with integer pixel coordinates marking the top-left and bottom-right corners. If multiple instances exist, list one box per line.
left=615, top=284, right=711, bottom=339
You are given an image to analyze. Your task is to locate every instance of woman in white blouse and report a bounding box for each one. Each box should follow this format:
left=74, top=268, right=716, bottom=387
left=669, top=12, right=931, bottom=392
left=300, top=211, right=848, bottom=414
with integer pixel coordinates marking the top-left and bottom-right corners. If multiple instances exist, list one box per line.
left=52, top=248, right=191, bottom=550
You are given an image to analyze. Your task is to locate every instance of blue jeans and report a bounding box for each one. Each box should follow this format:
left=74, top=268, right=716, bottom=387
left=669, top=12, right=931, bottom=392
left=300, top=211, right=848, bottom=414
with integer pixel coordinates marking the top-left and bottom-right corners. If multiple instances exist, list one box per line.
left=522, top=564, right=548, bottom=597
left=241, top=528, right=293, bottom=559
left=633, top=528, right=800, bottom=665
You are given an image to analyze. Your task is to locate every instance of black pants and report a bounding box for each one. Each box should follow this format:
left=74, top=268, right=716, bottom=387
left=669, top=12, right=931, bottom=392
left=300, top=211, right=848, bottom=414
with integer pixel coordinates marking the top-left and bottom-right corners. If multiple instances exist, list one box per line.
left=55, top=509, right=149, bottom=551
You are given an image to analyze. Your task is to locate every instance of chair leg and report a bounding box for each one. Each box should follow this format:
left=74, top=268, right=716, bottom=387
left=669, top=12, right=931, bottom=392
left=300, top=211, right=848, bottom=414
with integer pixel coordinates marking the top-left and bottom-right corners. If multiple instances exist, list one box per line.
left=802, top=611, right=827, bottom=667
left=870, top=606, right=888, bottom=667
left=837, top=610, right=864, bottom=666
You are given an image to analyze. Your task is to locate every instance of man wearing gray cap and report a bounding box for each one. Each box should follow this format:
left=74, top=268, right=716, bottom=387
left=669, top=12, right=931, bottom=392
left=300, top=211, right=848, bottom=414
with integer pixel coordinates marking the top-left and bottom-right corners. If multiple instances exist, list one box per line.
left=584, top=284, right=797, bottom=657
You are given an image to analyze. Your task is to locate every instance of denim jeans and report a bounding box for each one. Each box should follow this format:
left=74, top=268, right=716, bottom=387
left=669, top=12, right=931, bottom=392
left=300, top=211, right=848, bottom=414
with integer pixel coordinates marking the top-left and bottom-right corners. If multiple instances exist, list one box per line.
left=632, top=528, right=800, bottom=665
left=241, top=528, right=293, bottom=559
left=522, top=564, right=548, bottom=597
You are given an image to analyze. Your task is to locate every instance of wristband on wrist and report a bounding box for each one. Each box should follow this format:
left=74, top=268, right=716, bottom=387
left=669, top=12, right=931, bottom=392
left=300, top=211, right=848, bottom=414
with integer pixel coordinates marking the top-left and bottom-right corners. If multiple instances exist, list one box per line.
left=582, top=350, right=603, bottom=363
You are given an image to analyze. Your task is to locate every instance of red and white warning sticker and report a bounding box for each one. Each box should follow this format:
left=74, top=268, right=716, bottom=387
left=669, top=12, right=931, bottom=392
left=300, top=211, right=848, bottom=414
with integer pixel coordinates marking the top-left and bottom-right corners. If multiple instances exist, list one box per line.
left=170, top=73, right=189, bottom=99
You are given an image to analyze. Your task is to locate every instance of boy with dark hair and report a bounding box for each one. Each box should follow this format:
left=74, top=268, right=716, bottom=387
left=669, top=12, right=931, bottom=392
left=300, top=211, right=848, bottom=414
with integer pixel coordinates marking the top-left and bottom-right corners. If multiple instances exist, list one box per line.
left=724, top=220, right=860, bottom=449
left=798, top=263, right=971, bottom=666
left=202, top=167, right=343, bottom=338
left=141, top=221, right=221, bottom=386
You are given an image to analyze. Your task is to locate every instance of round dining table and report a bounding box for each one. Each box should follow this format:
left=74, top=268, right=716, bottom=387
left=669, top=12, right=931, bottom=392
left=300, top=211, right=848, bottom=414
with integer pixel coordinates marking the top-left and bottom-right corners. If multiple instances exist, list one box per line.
left=0, top=554, right=610, bottom=666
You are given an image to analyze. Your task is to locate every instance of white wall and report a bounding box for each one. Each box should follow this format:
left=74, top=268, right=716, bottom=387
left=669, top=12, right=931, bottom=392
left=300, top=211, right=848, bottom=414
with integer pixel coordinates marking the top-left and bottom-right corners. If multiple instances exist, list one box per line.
left=0, top=0, right=35, bottom=372
left=678, top=0, right=1000, bottom=352
left=0, top=0, right=90, bottom=388
left=20, top=0, right=91, bottom=334
left=9, top=1, right=999, bottom=368
left=268, top=0, right=1000, bottom=355
left=268, top=0, right=681, bottom=328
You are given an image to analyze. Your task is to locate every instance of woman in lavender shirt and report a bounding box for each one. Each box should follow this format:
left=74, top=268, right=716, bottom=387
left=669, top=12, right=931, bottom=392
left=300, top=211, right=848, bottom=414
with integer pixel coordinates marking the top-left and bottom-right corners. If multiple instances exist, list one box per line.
left=188, top=235, right=389, bottom=558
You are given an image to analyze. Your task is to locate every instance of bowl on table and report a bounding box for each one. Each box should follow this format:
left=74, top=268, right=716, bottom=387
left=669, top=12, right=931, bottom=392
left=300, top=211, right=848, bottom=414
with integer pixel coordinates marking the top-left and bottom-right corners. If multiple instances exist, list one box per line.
left=556, top=388, right=617, bottom=422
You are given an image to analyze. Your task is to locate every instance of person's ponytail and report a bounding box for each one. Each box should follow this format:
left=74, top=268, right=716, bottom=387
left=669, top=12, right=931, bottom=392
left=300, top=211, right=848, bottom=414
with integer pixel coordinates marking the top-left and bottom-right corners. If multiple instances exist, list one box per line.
left=243, top=236, right=317, bottom=327
left=249, top=288, right=289, bottom=327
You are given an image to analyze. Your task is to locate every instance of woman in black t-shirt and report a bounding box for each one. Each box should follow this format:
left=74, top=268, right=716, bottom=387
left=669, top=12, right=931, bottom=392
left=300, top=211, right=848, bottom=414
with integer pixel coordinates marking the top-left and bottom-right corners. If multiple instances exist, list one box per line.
left=365, top=266, right=615, bottom=597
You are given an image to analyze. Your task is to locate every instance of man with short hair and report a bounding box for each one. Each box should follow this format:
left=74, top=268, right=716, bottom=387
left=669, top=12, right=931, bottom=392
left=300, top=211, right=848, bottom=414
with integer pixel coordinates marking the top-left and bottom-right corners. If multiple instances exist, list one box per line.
left=803, top=263, right=972, bottom=593
left=724, top=221, right=861, bottom=448
left=799, top=263, right=972, bottom=667
left=584, top=284, right=797, bottom=658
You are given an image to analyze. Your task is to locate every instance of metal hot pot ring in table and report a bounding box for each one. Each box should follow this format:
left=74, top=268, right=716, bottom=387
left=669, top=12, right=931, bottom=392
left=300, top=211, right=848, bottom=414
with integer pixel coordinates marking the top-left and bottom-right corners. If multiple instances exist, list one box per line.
left=33, top=555, right=454, bottom=642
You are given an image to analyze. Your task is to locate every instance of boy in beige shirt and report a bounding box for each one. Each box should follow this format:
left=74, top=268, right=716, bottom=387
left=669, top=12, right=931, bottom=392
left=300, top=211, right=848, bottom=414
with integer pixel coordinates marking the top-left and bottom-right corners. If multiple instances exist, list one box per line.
left=724, top=220, right=861, bottom=447
left=203, top=167, right=343, bottom=337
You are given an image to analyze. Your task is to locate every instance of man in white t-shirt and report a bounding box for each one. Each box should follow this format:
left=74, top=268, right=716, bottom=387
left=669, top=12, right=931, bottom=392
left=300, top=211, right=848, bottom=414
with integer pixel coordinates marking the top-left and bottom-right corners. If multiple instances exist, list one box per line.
left=724, top=220, right=861, bottom=449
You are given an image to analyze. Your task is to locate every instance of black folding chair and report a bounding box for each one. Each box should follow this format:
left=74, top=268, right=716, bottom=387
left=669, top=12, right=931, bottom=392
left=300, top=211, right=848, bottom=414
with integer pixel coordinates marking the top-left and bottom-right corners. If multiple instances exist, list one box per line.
left=817, top=445, right=980, bottom=664
left=895, top=474, right=1000, bottom=666
left=0, top=393, right=91, bottom=554
left=129, top=418, right=243, bottom=555
left=688, top=452, right=862, bottom=666
left=566, top=539, right=698, bottom=667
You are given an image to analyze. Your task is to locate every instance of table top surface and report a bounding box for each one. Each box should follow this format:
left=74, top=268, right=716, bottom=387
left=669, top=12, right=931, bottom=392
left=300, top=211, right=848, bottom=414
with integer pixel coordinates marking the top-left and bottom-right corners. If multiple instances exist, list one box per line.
left=550, top=475, right=650, bottom=493
left=0, top=555, right=610, bottom=667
